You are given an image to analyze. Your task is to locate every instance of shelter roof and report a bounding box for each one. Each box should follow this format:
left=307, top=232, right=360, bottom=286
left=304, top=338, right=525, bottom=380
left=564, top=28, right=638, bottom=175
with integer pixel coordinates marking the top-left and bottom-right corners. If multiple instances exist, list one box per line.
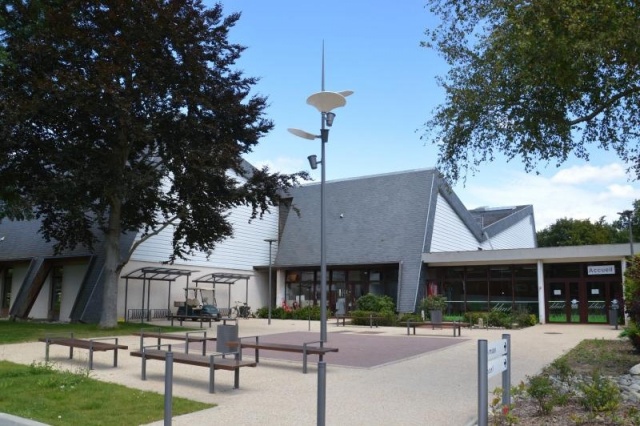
left=193, top=272, right=251, bottom=285
left=121, top=267, right=198, bottom=281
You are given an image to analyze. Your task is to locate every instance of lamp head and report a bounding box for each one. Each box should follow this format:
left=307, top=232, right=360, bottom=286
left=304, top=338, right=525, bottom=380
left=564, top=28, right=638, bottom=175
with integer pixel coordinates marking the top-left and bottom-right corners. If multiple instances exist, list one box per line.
left=306, top=91, right=346, bottom=113
left=307, top=154, right=319, bottom=170
left=325, top=112, right=336, bottom=127
left=288, top=128, right=317, bottom=140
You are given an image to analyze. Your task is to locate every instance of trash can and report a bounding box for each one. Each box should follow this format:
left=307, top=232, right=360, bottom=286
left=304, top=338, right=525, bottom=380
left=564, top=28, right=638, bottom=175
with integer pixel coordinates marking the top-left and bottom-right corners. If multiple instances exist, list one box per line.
left=216, top=323, right=238, bottom=354
left=609, top=308, right=619, bottom=328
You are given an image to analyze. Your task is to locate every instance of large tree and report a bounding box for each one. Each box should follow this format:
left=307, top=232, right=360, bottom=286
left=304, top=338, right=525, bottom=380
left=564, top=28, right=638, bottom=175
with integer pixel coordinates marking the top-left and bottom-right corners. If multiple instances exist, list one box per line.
left=0, top=1, right=307, bottom=327
left=536, top=217, right=625, bottom=247
left=423, top=0, right=640, bottom=183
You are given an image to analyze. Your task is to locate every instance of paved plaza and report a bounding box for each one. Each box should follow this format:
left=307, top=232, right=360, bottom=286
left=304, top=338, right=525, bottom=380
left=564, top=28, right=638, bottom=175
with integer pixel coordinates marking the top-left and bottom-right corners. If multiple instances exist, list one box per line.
left=0, top=319, right=622, bottom=425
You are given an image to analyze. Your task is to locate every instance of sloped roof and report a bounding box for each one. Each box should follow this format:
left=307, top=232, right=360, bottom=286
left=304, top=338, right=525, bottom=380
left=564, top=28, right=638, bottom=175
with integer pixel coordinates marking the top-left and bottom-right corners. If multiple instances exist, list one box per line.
left=0, top=218, right=91, bottom=261
left=469, top=205, right=536, bottom=238
left=275, top=169, right=440, bottom=267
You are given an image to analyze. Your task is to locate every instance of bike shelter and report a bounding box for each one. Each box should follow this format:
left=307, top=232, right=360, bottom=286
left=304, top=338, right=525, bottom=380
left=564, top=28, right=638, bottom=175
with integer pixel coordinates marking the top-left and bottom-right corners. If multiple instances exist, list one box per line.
left=192, top=272, right=251, bottom=318
left=122, top=267, right=198, bottom=323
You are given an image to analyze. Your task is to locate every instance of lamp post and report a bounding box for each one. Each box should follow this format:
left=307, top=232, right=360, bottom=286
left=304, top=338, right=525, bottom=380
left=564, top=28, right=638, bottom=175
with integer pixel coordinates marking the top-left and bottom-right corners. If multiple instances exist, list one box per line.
left=618, top=210, right=634, bottom=257
left=288, top=89, right=352, bottom=342
left=264, top=238, right=277, bottom=325
left=289, top=88, right=352, bottom=426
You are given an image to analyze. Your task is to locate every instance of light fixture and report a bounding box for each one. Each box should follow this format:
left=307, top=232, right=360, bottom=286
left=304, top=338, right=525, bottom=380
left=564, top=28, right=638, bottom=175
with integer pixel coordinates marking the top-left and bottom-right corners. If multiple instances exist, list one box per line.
left=307, top=155, right=319, bottom=170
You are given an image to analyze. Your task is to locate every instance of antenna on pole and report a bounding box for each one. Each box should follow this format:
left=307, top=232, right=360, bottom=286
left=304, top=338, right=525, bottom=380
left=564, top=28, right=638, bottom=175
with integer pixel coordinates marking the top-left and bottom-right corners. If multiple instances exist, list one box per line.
left=321, top=40, right=325, bottom=92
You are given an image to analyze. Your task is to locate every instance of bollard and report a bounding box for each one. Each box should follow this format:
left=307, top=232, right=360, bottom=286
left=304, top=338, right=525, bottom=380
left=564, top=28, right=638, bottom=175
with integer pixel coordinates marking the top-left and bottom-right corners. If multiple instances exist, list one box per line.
left=317, top=361, right=326, bottom=426
left=164, top=351, right=173, bottom=426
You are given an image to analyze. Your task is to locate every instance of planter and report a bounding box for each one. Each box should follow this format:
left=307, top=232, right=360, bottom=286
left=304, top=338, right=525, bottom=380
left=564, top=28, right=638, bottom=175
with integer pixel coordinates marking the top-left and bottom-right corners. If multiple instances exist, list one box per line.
left=429, top=309, right=443, bottom=325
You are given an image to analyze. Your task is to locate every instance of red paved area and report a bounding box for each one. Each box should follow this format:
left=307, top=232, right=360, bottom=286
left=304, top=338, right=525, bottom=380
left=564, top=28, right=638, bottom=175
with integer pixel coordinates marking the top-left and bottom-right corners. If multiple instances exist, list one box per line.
left=202, top=331, right=468, bottom=369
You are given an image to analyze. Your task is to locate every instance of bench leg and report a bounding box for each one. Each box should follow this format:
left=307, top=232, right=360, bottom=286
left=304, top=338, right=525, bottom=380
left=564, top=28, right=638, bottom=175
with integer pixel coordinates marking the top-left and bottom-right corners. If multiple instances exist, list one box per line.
left=234, top=368, right=240, bottom=389
left=114, top=348, right=118, bottom=367
left=45, top=341, right=50, bottom=362
left=141, top=355, right=147, bottom=381
left=303, top=348, right=307, bottom=374
left=88, top=343, right=94, bottom=370
left=209, top=357, right=215, bottom=393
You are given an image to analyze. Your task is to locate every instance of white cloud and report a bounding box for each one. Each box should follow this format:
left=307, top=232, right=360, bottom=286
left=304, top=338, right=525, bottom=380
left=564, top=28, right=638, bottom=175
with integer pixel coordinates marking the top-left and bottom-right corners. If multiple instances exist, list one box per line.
left=550, top=163, right=626, bottom=185
left=455, top=163, right=640, bottom=230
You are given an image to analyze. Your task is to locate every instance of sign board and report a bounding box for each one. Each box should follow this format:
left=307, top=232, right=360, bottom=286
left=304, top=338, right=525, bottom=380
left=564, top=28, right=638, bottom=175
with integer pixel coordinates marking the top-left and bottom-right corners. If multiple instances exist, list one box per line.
left=487, top=355, right=508, bottom=378
left=487, top=339, right=507, bottom=360
left=587, top=265, right=615, bottom=275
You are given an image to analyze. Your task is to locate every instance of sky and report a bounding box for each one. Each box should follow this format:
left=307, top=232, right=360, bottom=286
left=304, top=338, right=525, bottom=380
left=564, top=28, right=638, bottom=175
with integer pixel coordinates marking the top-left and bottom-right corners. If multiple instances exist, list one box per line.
left=215, top=0, right=640, bottom=230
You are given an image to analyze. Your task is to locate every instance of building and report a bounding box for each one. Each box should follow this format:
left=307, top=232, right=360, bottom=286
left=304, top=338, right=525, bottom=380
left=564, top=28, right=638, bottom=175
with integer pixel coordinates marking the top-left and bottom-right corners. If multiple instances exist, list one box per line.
left=0, top=168, right=630, bottom=324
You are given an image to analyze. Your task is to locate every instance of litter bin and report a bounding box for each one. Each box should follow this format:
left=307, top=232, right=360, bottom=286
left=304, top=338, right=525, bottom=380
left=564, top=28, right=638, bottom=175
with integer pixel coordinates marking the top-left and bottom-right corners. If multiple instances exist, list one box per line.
left=609, top=300, right=619, bottom=329
left=216, top=323, right=238, bottom=354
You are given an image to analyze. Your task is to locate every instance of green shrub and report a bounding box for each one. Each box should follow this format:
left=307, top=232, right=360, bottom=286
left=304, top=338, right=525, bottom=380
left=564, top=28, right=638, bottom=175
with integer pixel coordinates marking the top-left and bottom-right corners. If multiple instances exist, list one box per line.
left=579, top=371, right=621, bottom=413
left=356, top=294, right=395, bottom=313
left=526, top=375, right=559, bottom=415
left=624, top=255, right=640, bottom=352
left=349, top=310, right=396, bottom=326
left=419, top=294, right=448, bottom=311
left=464, top=311, right=488, bottom=326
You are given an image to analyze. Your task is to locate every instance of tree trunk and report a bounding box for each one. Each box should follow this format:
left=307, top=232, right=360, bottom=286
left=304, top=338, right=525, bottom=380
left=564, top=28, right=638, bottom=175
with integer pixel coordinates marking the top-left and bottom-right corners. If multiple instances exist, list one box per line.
left=99, top=199, right=123, bottom=328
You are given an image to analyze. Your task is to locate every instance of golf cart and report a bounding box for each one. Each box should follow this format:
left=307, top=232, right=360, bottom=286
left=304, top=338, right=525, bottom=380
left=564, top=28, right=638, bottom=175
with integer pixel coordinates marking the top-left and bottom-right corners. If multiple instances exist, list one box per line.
left=175, top=288, right=221, bottom=321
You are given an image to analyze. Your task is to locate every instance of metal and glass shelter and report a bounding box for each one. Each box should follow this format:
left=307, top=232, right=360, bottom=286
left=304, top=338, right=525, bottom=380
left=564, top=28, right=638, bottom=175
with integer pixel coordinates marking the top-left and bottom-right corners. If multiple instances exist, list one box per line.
left=122, top=267, right=198, bottom=322
left=192, top=273, right=251, bottom=314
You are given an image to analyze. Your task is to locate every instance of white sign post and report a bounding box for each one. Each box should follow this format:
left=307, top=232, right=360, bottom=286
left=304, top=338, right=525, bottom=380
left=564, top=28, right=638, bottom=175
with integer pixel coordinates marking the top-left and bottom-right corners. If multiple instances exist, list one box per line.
left=478, top=334, right=511, bottom=426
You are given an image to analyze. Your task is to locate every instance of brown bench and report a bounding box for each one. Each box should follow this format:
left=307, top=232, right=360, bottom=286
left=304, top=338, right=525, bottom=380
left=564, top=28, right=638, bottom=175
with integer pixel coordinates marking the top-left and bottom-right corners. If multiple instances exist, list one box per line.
left=132, top=329, right=216, bottom=355
left=167, top=314, right=214, bottom=328
left=228, top=336, right=338, bottom=374
left=401, top=320, right=463, bottom=337
left=38, top=334, right=128, bottom=370
left=338, top=314, right=385, bottom=328
left=130, top=346, right=256, bottom=393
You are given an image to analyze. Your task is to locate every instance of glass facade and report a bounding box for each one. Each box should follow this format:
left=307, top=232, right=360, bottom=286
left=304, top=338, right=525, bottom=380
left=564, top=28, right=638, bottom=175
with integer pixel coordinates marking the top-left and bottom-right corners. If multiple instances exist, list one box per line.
left=284, top=266, right=398, bottom=313
left=427, top=264, right=539, bottom=318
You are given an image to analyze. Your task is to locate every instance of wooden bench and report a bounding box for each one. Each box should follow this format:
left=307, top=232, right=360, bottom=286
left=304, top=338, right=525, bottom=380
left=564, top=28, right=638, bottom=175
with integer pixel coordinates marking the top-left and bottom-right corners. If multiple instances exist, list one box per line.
left=401, top=320, right=463, bottom=337
left=130, top=346, right=256, bottom=393
left=167, top=314, right=214, bottom=328
left=228, top=336, right=338, bottom=374
left=335, top=315, right=352, bottom=326
left=338, top=314, right=385, bottom=328
left=38, top=334, right=128, bottom=370
left=132, top=329, right=216, bottom=355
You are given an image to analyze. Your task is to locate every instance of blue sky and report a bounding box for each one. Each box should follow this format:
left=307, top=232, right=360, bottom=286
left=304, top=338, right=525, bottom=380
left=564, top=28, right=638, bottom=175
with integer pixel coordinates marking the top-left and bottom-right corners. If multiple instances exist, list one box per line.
left=217, top=0, right=640, bottom=230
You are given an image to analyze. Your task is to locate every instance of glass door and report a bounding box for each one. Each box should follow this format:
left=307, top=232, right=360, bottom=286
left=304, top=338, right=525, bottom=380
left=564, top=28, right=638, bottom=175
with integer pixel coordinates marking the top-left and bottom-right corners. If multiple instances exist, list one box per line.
left=586, top=282, right=607, bottom=323
left=547, top=281, right=581, bottom=323
left=548, top=282, right=566, bottom=322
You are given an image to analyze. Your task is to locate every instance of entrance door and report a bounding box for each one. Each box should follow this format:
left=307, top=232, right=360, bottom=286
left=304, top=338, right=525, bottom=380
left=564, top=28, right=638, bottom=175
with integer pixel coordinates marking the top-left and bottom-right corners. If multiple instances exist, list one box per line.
left=586, top=282, right=607, bottom=323
left=547, top=281, right=580, bottom=323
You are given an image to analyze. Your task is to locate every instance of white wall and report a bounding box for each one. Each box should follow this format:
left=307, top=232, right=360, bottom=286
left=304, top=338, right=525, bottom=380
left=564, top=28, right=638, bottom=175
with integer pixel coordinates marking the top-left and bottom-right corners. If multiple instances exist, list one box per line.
left=480, top=215, right=537, bottom=250
left=131, top=205, right=278, bottom=270
left=430, top=193, right=480, bottom=252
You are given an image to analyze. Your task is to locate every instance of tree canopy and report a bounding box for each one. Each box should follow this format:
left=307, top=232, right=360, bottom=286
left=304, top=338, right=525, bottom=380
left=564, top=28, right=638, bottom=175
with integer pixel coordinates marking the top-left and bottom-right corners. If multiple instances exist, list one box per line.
left=0, top=0, right=307, bottom=327
left=423, top=0, right=640, bottom=183
left=536, top=217, right=626, bottom=247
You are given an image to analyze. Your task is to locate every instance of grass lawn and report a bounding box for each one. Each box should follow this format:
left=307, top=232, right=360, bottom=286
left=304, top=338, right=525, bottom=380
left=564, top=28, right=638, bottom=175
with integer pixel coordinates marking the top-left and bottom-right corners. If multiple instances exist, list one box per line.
left=0, top=320, right=215, bottom=425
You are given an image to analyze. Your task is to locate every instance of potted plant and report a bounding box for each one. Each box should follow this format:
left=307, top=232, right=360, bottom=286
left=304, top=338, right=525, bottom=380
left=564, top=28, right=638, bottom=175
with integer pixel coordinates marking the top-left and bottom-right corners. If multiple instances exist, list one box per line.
left=420, top=294, right=448, bottom=325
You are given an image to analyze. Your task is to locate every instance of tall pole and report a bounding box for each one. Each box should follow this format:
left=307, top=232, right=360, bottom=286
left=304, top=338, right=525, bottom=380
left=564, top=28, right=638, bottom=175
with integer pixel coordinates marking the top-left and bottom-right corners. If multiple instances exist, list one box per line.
left=265, top=238, right=276, bottom=325
left=320, top=42, right=328, bottom=344
left=629, top=217, right=634, bottom=258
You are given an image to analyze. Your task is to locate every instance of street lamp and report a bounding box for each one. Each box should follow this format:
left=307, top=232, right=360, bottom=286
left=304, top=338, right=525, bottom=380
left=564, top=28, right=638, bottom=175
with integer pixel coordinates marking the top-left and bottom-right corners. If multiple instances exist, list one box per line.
left=288, top=90, right=352, bottom=343
left=289, top=88, right=352, bottom=426
left=618, top=210, right=634, bottom=257
left=264, top=238, right=277, bottom=325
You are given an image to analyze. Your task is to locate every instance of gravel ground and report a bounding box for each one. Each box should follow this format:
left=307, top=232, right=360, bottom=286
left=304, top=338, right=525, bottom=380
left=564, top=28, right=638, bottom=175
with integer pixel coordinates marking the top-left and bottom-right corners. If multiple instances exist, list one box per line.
left=0, top=319, right=625, bottom=426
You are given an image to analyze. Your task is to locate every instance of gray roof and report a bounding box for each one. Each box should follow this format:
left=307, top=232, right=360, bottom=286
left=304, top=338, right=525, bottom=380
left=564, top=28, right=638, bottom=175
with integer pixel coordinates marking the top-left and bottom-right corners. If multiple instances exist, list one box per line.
left=275, top=169, right=441, bottom=267
left=0, top=218, right=91, bottom=261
